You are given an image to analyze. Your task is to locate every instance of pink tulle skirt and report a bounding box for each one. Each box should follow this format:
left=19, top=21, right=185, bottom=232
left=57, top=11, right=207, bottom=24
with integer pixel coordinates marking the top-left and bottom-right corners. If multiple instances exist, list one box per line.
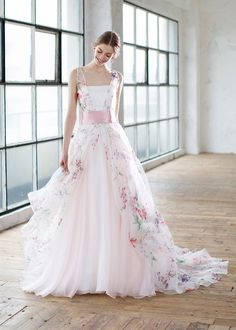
left=20, top=122, right=229, bottom=298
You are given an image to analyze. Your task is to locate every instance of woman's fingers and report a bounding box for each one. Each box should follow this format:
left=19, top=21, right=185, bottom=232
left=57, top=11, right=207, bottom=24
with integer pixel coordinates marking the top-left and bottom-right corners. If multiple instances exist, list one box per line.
left=60, top=159, right=69, bottom=173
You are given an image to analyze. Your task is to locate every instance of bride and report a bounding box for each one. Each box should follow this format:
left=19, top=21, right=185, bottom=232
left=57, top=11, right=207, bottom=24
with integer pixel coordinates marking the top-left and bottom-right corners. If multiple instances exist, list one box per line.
left=20, top=30, right=229, bottom=299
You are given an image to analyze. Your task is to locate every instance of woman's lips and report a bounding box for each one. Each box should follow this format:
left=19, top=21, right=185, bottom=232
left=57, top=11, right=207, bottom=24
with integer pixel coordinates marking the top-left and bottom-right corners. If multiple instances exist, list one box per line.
left=96, top=57, right=104, bottom=64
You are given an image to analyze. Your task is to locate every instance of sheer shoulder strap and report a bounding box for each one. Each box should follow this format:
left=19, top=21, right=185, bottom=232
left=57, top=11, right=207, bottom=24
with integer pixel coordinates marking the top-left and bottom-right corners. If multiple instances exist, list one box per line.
left=76, top=67, right=86, bottom=88
left=111, top=70, right=123, bottom=90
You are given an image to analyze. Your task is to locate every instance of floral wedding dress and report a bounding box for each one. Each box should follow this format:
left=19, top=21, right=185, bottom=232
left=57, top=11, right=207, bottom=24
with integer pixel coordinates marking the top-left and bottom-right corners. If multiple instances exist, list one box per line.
left=20, top=67, right=229, bottom=299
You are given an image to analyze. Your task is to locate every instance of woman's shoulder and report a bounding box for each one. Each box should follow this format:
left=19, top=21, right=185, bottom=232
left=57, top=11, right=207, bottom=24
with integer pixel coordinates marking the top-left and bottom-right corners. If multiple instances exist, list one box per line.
left=67, top=68, right=78, bottom=85
left=69, top=66, right=84, bottom=83
left=70, top=66, right=84, bottom=74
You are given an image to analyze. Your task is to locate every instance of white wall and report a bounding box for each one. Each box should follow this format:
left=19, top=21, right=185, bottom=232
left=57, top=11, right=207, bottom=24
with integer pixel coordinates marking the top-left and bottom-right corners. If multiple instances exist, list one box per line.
left=84, top=0, right=112, bottom=62
left=162, top=0, right=236, bottom=154
left=199, top=0, right=236, bottom=153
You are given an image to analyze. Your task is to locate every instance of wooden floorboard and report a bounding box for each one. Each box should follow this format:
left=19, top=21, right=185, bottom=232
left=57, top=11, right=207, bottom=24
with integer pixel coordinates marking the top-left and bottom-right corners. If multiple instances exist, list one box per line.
left=0, top=153, right=235, bottom=329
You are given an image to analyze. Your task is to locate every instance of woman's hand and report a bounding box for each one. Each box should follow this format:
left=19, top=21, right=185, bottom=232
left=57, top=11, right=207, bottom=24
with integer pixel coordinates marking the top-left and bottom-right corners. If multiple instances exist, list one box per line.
left=60, top=151, right=69, bottom=173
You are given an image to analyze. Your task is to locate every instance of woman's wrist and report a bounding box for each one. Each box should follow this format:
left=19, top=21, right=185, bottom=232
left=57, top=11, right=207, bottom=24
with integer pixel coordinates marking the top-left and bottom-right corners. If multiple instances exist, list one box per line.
left=62, top=147, right=68, bottom=155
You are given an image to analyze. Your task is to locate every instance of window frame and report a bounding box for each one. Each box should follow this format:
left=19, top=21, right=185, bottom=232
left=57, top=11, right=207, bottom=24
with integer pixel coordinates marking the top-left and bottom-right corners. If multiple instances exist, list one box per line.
left=123, top=1, right=180, bottom=163
left=0, top=0, right=85, bottom=215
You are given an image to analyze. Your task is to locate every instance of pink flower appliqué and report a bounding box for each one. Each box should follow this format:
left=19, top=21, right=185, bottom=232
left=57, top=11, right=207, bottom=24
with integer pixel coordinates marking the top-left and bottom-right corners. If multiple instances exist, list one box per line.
left=91, top=133, right=100, bottom=150
left=130, top=193, right=147, bottom=221
left=72, top=159, right=83, bottom=180
left=129, top=233, right=137, bottom=248
left=120, top=186, right=128, bottom=210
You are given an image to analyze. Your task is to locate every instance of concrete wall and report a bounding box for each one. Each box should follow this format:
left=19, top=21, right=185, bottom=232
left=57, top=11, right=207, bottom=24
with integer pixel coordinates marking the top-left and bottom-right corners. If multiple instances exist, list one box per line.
left=199, top=0, right=236, bottom=153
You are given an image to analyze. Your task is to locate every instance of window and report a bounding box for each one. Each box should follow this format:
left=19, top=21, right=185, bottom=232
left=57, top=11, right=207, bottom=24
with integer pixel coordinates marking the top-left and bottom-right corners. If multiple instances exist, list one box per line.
left=0, top=0, right=84, bottom=215
left=123, top=2, right=179, bottom=162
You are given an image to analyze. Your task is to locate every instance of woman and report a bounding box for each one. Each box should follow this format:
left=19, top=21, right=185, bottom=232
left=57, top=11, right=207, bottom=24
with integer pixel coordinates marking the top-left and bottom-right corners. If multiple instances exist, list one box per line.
left=20, top=31, right=229, bottom=299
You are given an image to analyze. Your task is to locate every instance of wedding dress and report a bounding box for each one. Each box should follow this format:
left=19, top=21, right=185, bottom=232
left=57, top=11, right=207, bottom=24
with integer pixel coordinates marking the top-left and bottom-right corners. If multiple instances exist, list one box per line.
left=20, top=67, right=229, bottom=299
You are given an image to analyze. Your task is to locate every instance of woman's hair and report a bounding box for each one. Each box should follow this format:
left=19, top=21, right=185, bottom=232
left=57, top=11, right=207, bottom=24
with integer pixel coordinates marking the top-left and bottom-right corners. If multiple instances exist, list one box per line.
left=92, top=31, right=121, bottom=59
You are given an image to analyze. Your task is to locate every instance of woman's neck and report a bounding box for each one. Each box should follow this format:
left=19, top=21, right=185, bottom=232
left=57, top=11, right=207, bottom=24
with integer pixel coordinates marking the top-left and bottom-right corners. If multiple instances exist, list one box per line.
left=86, top=60, right=111, bottom=73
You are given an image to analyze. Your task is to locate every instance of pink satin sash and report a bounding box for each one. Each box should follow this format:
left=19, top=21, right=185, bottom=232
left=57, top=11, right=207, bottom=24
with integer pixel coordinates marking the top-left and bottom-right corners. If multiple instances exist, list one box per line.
left=80, top=110, right=117, bottom=124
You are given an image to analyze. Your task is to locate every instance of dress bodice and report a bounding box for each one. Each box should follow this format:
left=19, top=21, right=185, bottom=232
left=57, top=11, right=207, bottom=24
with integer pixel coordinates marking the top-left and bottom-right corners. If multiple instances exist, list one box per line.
left=76, top=67, right=120, bottom=124
left=86, top=85, right=111, bottom=112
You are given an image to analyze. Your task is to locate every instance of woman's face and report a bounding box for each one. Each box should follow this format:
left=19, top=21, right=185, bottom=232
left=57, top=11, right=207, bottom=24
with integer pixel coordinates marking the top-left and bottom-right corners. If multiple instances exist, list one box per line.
left=93, top=43, right=115, bottom=66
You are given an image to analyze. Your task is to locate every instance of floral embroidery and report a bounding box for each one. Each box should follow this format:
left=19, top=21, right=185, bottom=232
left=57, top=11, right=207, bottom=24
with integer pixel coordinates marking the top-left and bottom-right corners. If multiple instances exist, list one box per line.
left=130, top=193, right=147, bottom=221
left=120, top=186, right=128, bottom=210
left=72, top=159, right=83, bottom=180
left=58, top=218, right=63, bottom=227
left=91, top=133, right=100, bottom=150
left=129, top=233, right=137, bottom=248
left=104, top=143, right=109, bottom=160
left=181, top=274, right=191, bottom=283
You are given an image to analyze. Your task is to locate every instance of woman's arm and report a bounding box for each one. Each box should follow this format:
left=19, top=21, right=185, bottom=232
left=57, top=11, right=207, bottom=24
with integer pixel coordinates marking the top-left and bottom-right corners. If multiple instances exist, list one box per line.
left=62, top=69, right=78, bottom=153
left=60, top=68, right=78, bottom=172
left=115, top=71, right=124, bottom=120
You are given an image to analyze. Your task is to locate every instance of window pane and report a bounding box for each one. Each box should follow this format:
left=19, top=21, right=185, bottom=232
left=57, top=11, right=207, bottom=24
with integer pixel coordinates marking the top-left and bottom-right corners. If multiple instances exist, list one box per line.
left=0, top=23, right=2, bottom=80
left=35, top=31, right=56, bottom=81
left=137, top=87, right=147, bottom=122
left=6, top=86, right=32, bottom=144
left=169, top=20, right=178, bottom=52
left=159, top=87, right=168, bottom=119
left=159, top=52, right=167, bottom=84
left=0, top=0, right=4, bottom=17
left=159, top=16, right=168, bottom=51
left=136, top=48, right=146, bottom=83
left=169, top=87, right=178, bottom=117
left=5, top=23, right=32, bottom=82
left=123, top=45, right=135, bottom=83
left=62, top=34, right=83, bottom=83
left=36, top=0, right=58, bottom=28
left=169, top=54, right=178, bottom=84
left=123, top=3, right=135, bottom=43
left=37, top=87, right=58, bottom=139
left=124, top=87, right=135, bottom=124
left=136, top=8, right=147, bottom=46
left=0, top=150, right=5, bottom=211
left=37, top=141, right=60, bottom=189
left=62, top=0, right=83, bottom=33
left=159, top=120, right=168, bottom=154
left=148, top=13, right=158, bottom=48
left=169, top=119, right=178, bottom=150
left=148, top=50, right=158, bottom=84
left=149, top=122, right=158, bottom=157
left=0, top=86, right=4, bottom=146
left=7, top=145, right=33, bottom=207
left=5, top=0, right=31, bottom=22
left=125, top=126, right=135, bottom=151
left=62, top=86, right=68, bottom=129
left=137, top=124, right=147, bottom=160
left=149, top=87, right=158, bottom=121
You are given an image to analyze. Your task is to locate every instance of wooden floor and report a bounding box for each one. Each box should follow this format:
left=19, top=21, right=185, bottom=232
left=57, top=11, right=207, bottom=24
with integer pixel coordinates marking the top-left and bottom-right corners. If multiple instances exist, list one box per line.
left=0, top=153, right=235, bottom=329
